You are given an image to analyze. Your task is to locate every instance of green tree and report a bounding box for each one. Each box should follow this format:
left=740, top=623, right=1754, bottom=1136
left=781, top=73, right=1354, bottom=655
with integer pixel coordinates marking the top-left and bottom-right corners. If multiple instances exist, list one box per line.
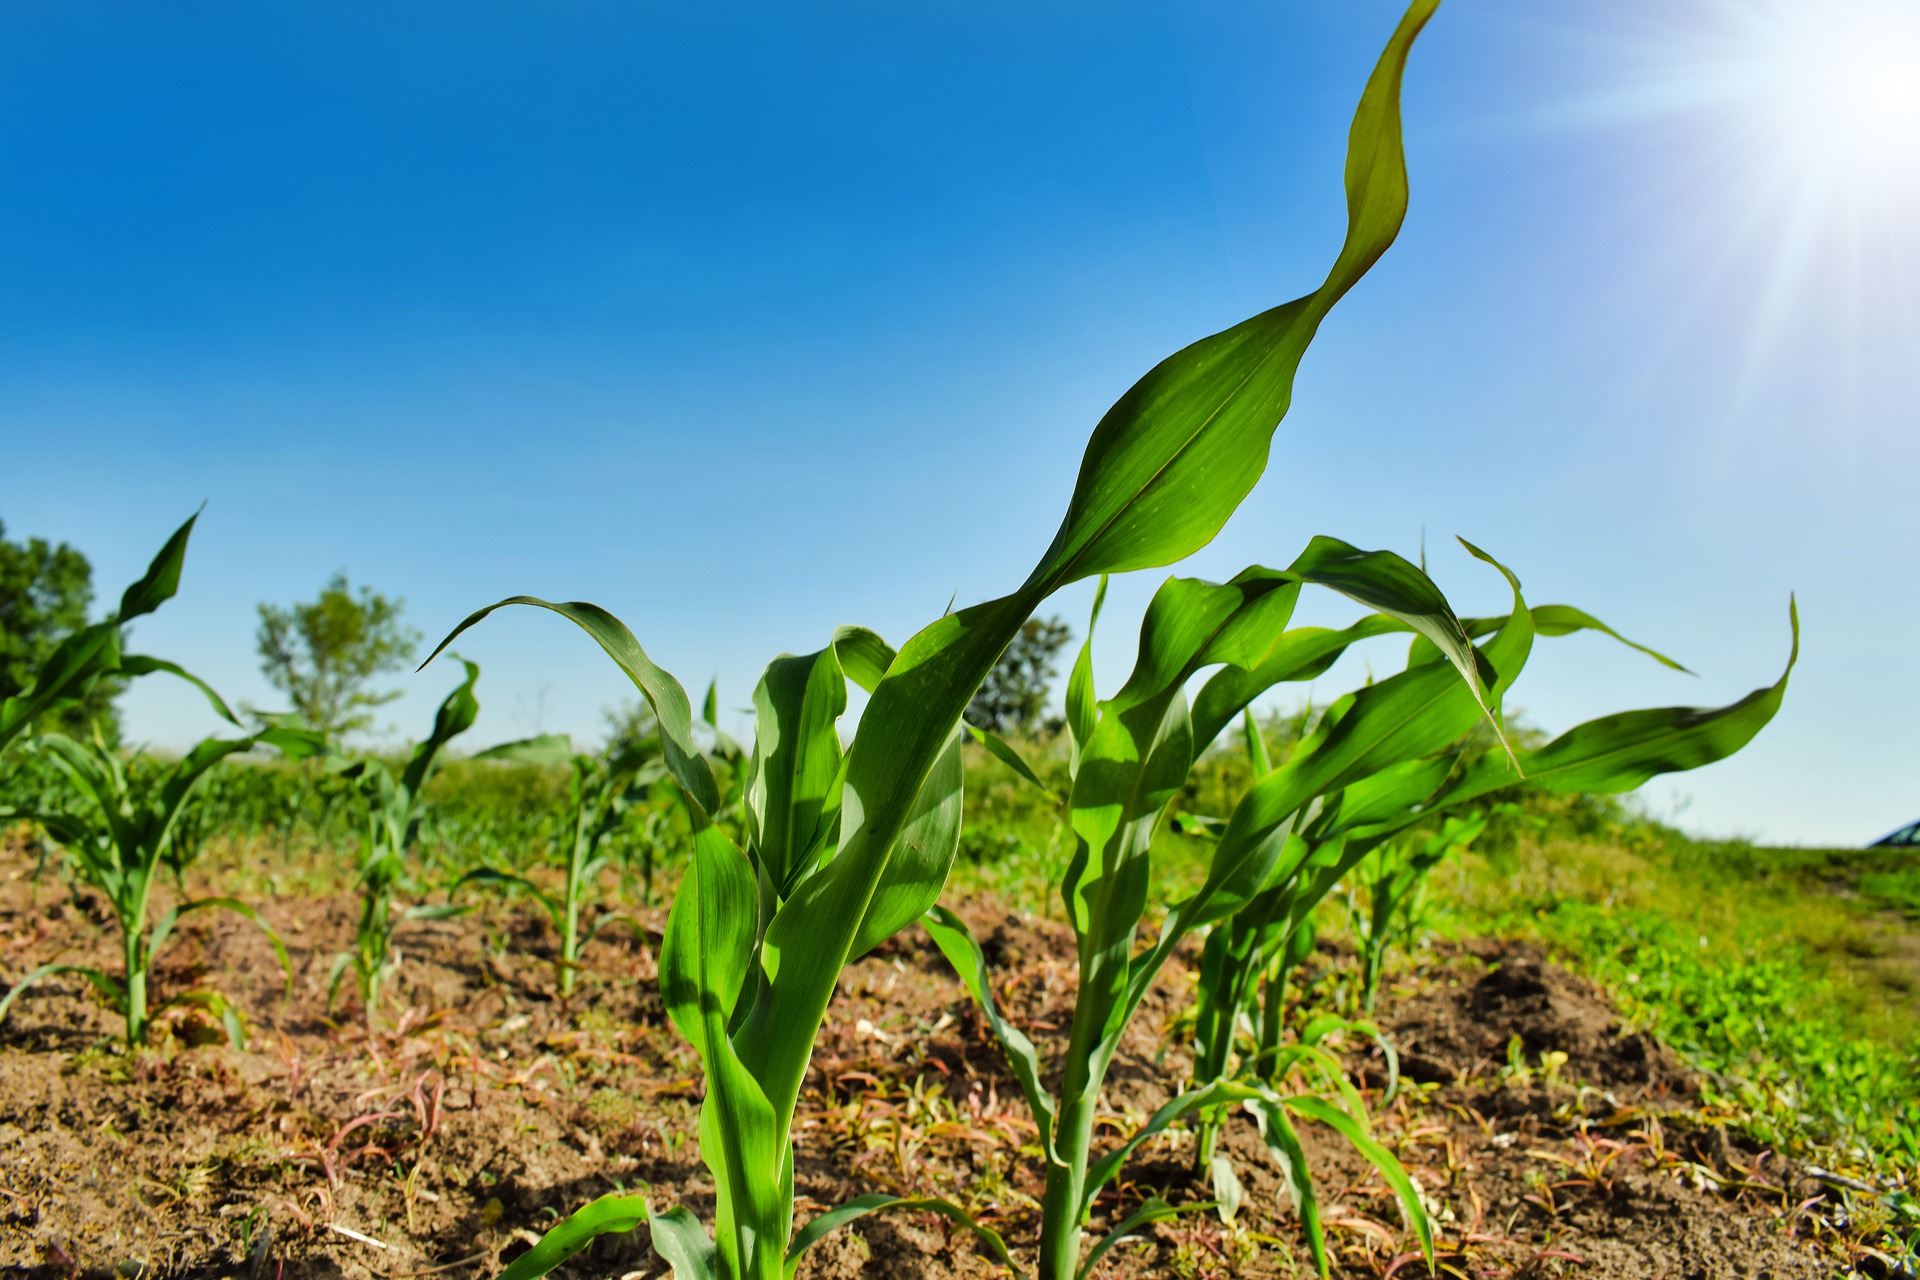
left=965, top=614, right=1071, bottom=735
left=255, top=573, right=421, bottom=741
left=0, top=520, right=117, bottom=739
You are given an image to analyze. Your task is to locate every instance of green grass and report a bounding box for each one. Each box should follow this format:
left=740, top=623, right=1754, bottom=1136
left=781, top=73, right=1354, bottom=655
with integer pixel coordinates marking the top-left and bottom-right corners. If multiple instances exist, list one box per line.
left=1433, top=820, right=1920, bottom=1173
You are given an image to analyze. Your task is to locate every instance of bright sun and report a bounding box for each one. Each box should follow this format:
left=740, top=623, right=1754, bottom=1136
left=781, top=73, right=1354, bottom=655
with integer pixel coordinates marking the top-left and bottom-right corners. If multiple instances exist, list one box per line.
left=1736, top=0, right=1920, bottom=186
left=1567, top=0, right=1920, bottom=398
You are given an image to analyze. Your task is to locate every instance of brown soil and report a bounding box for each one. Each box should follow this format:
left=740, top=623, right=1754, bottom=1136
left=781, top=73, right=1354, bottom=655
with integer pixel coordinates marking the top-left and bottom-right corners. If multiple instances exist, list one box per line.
left=0, top=858, right=1850, bottom=1280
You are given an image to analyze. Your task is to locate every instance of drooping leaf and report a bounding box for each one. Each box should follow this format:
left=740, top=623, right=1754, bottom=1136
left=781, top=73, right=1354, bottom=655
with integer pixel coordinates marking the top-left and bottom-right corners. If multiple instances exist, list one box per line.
left=1251, top=1100, right=1326, bottom=1276
left=830, top=626, right=895, bottom=695
left=1457, top=603, right=1691, bottom=673
left=921, top=906, right=1058, bottom=1161
left=785, top=1194, right=1013, bottom=1278
left=1426, top=599, right=1797, bottom=812
left=424, top=600, right=718, bottom=813
left=0, top=963, right=126, bottom=1025
left=964, top=724, right=1060, bottom=802
left=1286, top=1095, right=1432, bottom=1267
left=1078, top=1198, right=1205, bottom=1280
left=148, top=897, right=292, bottom=994
left=116, top=654, right=242, bottom=726
left=496, top=1192, right=654, bottom=1280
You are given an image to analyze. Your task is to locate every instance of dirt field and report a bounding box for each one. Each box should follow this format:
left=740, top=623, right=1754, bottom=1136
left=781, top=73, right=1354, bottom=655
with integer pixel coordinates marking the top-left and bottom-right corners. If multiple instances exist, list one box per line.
left=0, top=859, right=1847, bottom=1279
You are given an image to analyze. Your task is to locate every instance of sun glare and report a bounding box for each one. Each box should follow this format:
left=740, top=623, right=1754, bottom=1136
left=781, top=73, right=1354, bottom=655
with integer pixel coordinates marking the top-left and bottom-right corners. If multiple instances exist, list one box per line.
left=1742, top=1, right=1920, bottom=186
left=1559, top=0, right=1920, bottom=412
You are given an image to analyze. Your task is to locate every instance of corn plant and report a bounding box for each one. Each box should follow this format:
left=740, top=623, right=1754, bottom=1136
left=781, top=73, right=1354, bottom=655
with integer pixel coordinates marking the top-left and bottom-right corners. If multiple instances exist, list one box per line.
left=328, top=658, right=482, bottom=1018
left=431, top=5, right=1443, bottom=1276
left=1179, top=585, right=1797, bottom=1208
left=0, top=724, right=320, bottom=1046
left=0, top=512, right=231, bottom=760
left=455, top=733, right=665, bottom=997
left=1348, top=812, right=1486, bottom=1012
left=928, top=534, right=1519, bottom=1278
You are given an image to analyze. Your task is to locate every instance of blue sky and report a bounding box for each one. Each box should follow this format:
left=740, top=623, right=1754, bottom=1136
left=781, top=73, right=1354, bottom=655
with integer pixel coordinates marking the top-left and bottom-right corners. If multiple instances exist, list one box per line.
left=4, top=1, right=1916, bottom=845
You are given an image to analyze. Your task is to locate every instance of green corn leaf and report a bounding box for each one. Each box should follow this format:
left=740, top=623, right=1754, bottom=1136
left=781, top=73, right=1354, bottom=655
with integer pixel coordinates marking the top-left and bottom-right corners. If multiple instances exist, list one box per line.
left=964, top=724, right=1060, bottom=802
left=1242, top=707, right=1272, bottom=776
left=660, top=822, right=758, bottom=1056
left=830, top=626, right=896, bottom=694
left=0, top=624, right=121, bottom=754
left=402, top=657, right=482, bottom=798
left=747, top=649, right=848, bottom=896
left=1065, top=575, right=1108, bottom=769
left=1078, top=1197, right=1204, bottom=1280
left=1285, top=1095, right=1433, bottom=1267
left=662, top=812, right=785, bottom=1277
left=647, top=1203, right=720, bottom=1280
left=0, top=512, right=210, bottom=755
left=155, top=735, right=288, bottom=858
left=1530, top=603, right=1689, bottom=671
left=1082, top=1079, right=1283, bottom=1218
left=1317, top=756, right=1457, bottom=836
left=785, top=1194, right=1013, bottom=1278
left=324, top=952, right=355, bottom=1010
left=1078, top=548, right=1492, bottom=1078
left=452, top=869, right=560, bottom=925
left=849, top=724, right=965, bottom=958
left=1190, top=615, right=1408, bottom=753
left=1427, top=599, right=1797, bottom=813
left=1456, top=603, right=1691, bottom=673
left=116, top=655, right=242, bottom=726
left=474, top=733, right=575, bottom=766
left=1063, top=571, right=1296, bottom=956
left=921, top=906, right=1059, bottom=1161
left=148, top=897, right=292, bottom=993
left=694, top=1045, right=784, bottom=1278
left=1021, top=0, right=1437, bottom=590
left=1291, top=537, right=1489, bottom=705
left=115, top=511, right=199, bottom=622
left=1250, top=1099, right=1326, bottom=1277
left=424, top=599, right=718, bottom=814
left=0, top=963, right=126, bottom=1025
left=1155, top=551, right=1528, bottom=958
left=1188, top=533, right=1509, bottom=760
left=496, top=1191, right=654, bottom=1280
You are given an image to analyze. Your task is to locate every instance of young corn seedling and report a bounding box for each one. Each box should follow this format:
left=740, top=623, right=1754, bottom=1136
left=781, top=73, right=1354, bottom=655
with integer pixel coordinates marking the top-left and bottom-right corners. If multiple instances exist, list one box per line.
left=430, top=5, right=1444, bottom=1276
left=455, top=733, right=666, bottom=997
left=1181, top=577, right=1797, bottom=1223
left=0, top=511, right=232, bottom=760
left=927, top=532, right=1517, bottom=1279
left=329, top=658, right=482, bottom=1019
left=0, top=723, right=321, bottom=1047
left=1348, top=813, right=1487, bottom=1013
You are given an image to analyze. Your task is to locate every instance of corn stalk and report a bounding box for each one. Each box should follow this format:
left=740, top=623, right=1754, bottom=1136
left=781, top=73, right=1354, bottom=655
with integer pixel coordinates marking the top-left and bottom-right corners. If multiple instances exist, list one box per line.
left=442, top=3, right=1446, bottom=1274
left=456, top=732, right=665, bottom=997
left=329, top=659, right=482, bottom=1019
left=0, top=511, right=233, bottom=760
left=0, top=724, right=321, bottom=1046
